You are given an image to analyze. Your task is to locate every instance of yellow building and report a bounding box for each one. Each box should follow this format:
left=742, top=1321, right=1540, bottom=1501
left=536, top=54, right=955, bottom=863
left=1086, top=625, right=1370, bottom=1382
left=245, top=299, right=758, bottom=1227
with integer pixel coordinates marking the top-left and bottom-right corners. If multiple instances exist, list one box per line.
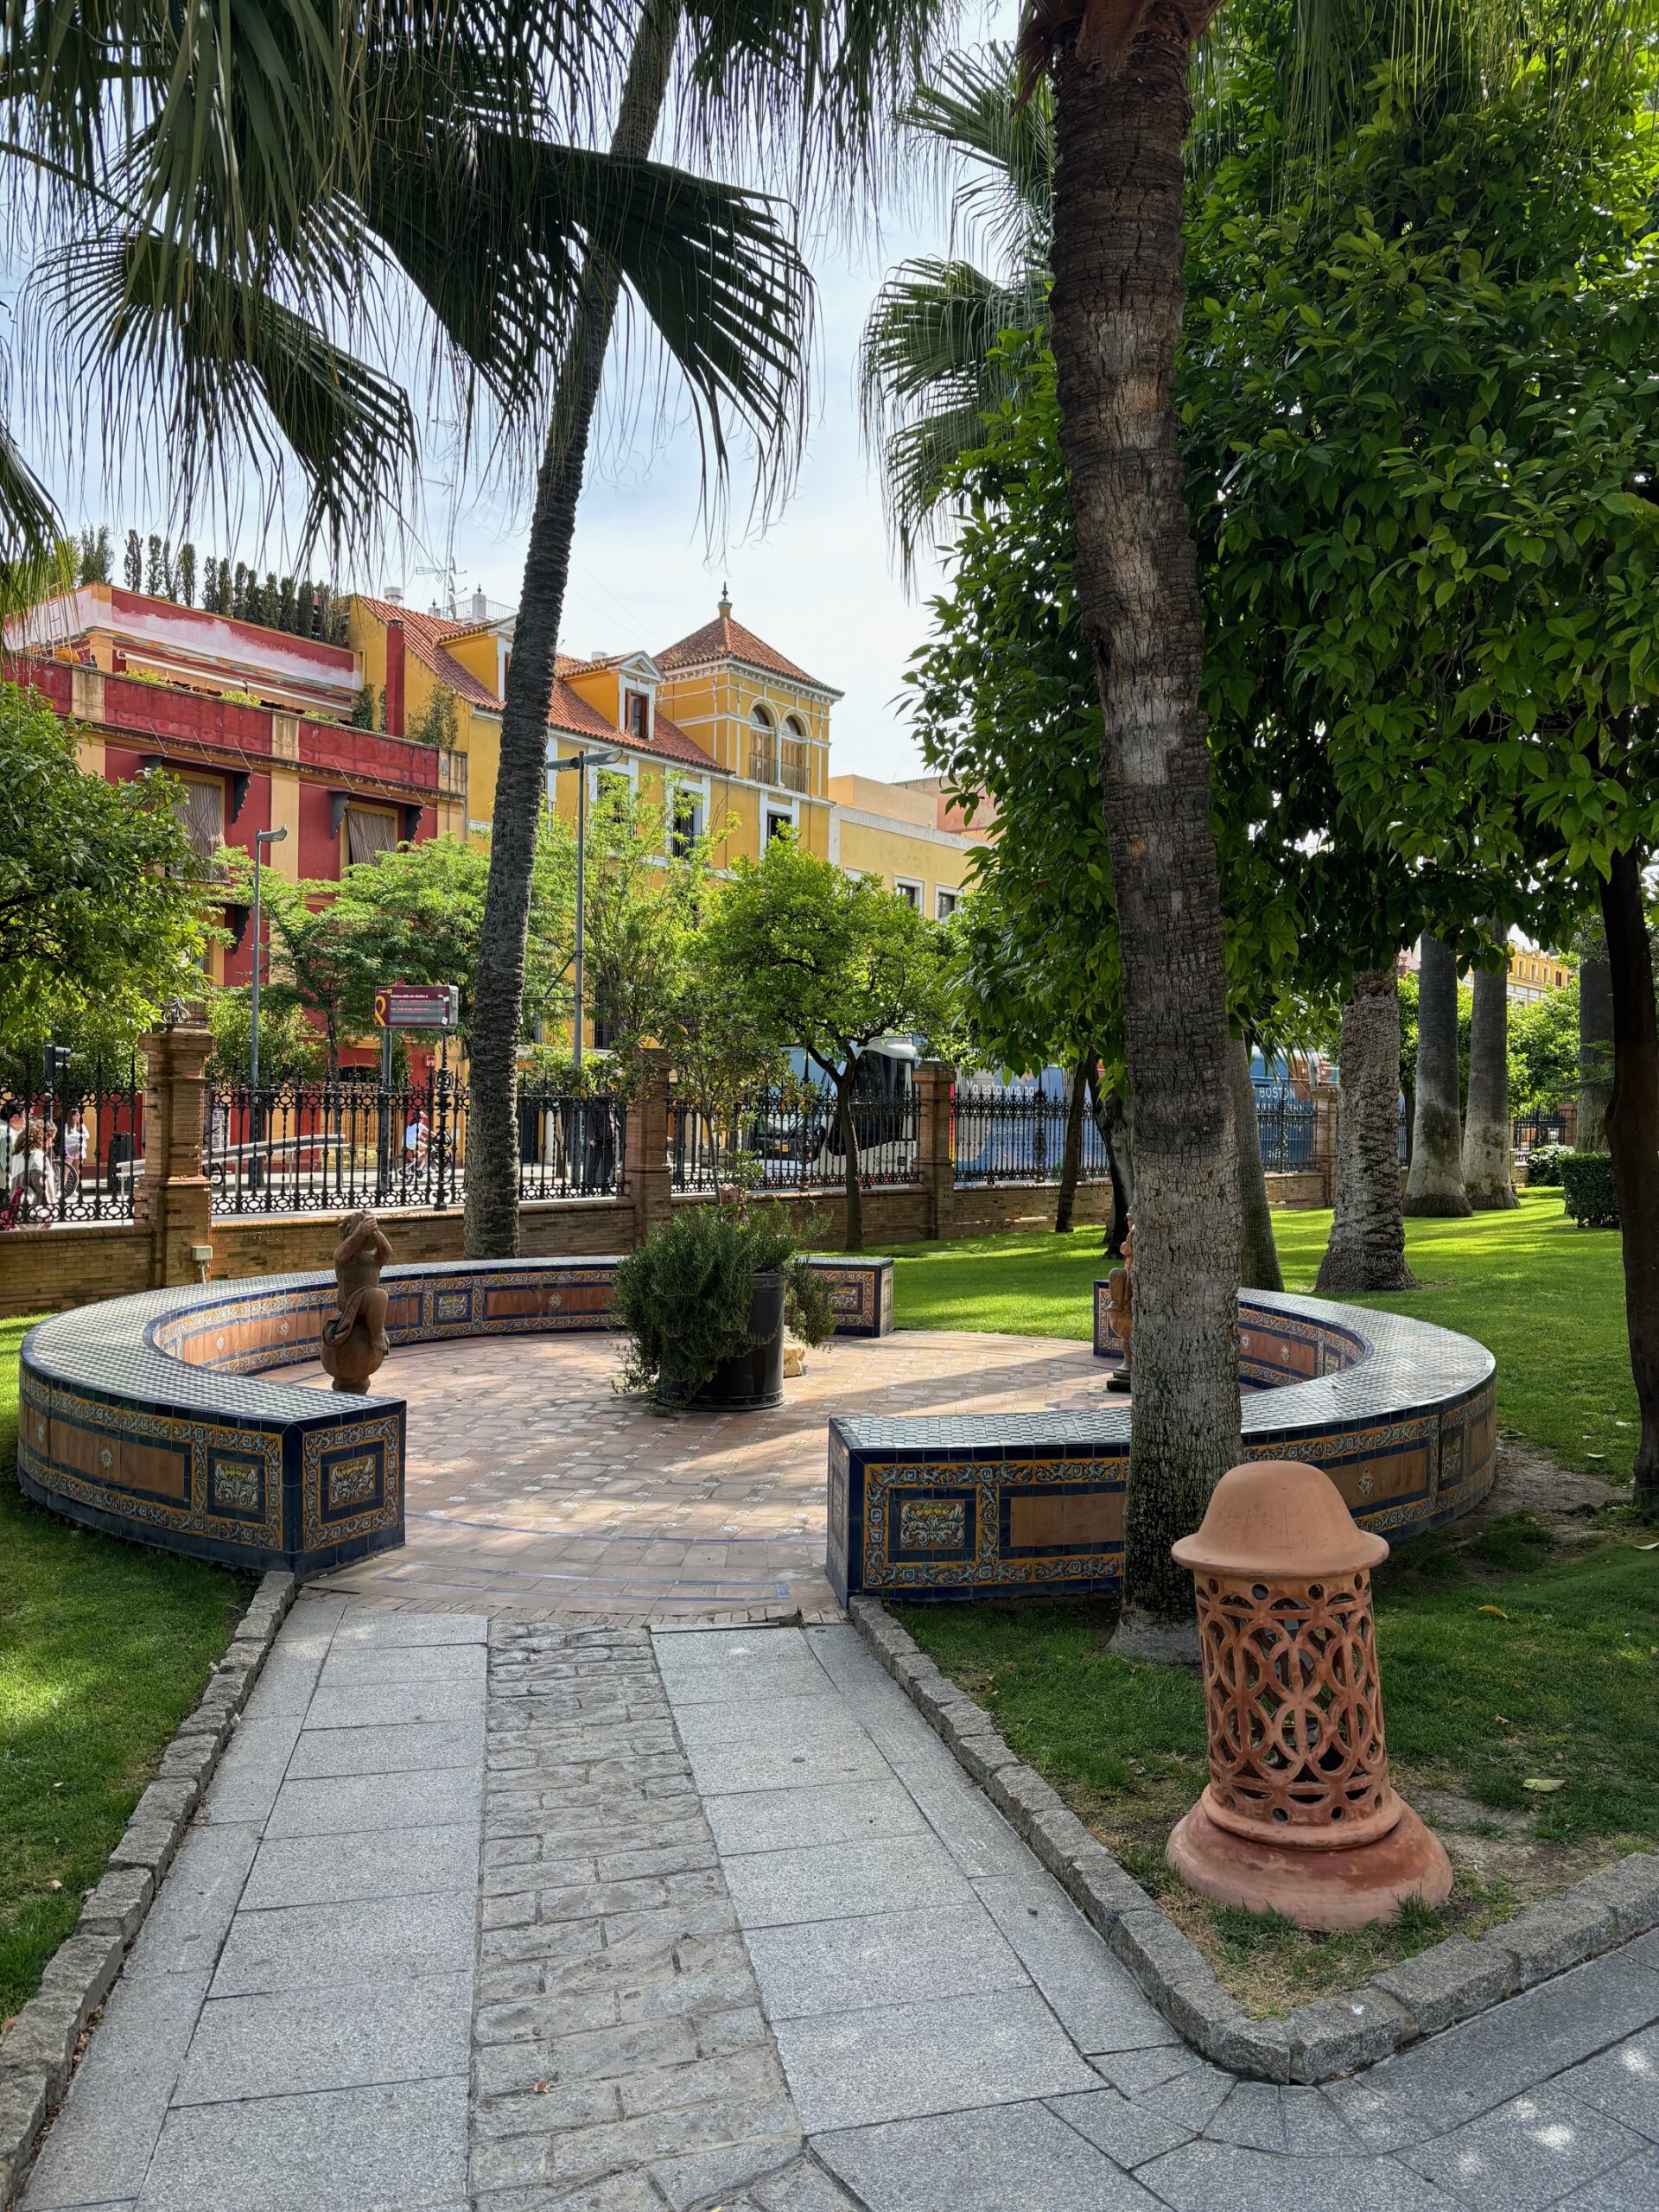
left=347, top=589, right=836, bottom=866
left=827, top=773, right=990, bottom=920
left=1508, top=946, right=1573, bottom=1005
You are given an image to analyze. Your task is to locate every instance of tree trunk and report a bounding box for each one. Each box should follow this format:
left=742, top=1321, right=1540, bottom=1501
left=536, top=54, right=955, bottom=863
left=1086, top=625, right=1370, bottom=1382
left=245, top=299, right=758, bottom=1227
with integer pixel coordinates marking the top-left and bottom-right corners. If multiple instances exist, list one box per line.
left=837, top=1074, right=864, bottom=1254
left=1580, top=944, right=1614, bottom=1152
left=462, top=0, right=683, bottom=1258
left=1317, top=969, right=1421, bottom=1294
left=1090, top=1069, right=1134, bottom=1257
left=1054, top=1054, right=1089, bottom=1233
left=1229, top=1032, right=1283, bottom=1293
left=1403, top=935, right=1469, bottom=1216
left=1463, top=953, right=1517, bottom=1210
left=1599, top=849, right=1659, bottom=1516
left=1051, top=7, right=1241, bottom=1639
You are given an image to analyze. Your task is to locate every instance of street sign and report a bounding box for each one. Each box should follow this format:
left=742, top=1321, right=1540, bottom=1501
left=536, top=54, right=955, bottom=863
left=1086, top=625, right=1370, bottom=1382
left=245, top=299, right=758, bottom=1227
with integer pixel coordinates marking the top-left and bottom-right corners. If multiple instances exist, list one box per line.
left=373, top=983, right=460, bottom=1031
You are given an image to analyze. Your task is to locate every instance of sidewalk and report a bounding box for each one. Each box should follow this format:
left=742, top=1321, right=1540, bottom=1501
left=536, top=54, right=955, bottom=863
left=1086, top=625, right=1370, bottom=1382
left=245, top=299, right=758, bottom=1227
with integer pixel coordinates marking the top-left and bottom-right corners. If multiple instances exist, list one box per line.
left=21, top=1596, right=1659, bottom=2210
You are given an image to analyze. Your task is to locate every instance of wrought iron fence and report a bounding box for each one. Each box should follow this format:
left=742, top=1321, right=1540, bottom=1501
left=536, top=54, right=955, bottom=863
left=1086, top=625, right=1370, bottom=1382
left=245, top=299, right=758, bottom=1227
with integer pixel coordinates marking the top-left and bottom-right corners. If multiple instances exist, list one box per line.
left=207, top=1075, right=624, bottom=1217
left=1512, top=1110, right=1570, bottom=1157
left=0, top=1047, right=145, bottom=1225
left=1254, top=1084, right=1319, bottom=1174
left=952, top=1087, right=1114, bottom=1187
left=669, top=1083, right=920, bottom=1191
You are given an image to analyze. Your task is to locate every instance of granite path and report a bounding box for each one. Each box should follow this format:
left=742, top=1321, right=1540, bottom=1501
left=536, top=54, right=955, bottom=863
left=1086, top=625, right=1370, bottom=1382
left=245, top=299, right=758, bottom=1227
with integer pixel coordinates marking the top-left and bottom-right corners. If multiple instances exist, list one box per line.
left=22, top=1594, right=1659, bottom=2210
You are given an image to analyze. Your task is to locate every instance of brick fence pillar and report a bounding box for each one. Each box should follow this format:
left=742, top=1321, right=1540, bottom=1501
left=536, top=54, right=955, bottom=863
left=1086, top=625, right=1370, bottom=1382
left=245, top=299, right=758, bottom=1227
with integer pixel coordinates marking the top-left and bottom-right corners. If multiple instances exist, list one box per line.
left=1313, top=1084, right=1338, bottom=1208
left=625, top=1050, right=673, bottom=1242
left=917, top=1058, right=956, bottom=1243
left=136, top=1010, right=214, bottom=1287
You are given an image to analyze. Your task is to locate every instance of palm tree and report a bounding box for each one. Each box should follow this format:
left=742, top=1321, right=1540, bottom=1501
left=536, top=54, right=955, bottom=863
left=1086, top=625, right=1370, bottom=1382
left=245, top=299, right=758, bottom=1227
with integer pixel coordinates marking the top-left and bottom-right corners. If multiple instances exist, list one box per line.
left=2, top=0, right=812, bottom=586
left=1404, top=937, right=1470, bottom=1215
left=1316, top=969, right=1420, bottom=1294
left=1463, top=947, right=1517, bottom=1209
left=856, top=45, right=1052, bottom=579
left=462, top=0, right=952, bottom=1257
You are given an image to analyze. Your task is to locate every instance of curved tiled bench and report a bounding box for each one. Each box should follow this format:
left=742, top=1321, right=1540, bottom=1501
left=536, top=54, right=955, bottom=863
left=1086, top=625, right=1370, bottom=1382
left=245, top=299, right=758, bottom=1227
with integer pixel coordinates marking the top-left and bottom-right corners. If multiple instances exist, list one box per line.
left=826, top=1288, right=1495, bottom=1605
left=17, top=1253, right=895, bottom=1576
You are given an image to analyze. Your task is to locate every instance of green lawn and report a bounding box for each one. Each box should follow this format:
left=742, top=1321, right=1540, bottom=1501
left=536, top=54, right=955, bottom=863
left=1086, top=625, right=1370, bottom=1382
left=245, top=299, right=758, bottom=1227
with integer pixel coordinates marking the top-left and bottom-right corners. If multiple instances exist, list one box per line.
left=0, top=1316, right=246, bottom=2024
left=888, top=1188, right=1634, bottom=1483
left=887, top=1193, right=1659, bottom=2012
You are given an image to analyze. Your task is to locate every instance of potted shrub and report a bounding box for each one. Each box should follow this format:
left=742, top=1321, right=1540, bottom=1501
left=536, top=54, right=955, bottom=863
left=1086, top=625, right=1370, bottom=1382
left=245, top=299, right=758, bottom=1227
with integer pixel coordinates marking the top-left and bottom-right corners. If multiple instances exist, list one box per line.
left=612, top=1196, right=836, bottom=1410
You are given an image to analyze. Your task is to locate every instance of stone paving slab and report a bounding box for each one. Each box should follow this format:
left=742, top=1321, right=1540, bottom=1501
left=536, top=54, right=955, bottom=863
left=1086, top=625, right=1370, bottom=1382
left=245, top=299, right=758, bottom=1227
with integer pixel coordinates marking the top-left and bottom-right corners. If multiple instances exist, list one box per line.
left=23, top=1594, right=1659, bottom=2212
left=20, top=1596, right=481, bottom=2212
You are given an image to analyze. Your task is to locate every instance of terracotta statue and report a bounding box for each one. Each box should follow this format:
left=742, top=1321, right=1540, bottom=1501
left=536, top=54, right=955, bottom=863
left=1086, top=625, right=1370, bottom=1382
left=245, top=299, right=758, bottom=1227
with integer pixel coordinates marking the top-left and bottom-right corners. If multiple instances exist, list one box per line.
left=1105, top=1219, right=1134, bottom=1392
left=318, top=1208, right=394, bottom=1393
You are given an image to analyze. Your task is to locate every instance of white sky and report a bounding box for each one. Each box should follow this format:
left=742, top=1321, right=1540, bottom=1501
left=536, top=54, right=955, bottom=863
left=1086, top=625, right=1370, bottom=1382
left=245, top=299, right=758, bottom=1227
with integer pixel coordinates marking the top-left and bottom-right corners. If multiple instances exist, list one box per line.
left=423, top=244, right=954, bottom=780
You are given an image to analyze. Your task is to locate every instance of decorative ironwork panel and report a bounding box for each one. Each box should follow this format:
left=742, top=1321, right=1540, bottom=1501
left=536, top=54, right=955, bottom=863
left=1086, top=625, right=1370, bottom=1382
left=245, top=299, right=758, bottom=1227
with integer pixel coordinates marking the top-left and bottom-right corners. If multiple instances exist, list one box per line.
left=668, top=1083, right=919, bottom=1192
left=951, top=1087, right=1113, bottom=1188
left=0, top=1046, right=145, bottom=1224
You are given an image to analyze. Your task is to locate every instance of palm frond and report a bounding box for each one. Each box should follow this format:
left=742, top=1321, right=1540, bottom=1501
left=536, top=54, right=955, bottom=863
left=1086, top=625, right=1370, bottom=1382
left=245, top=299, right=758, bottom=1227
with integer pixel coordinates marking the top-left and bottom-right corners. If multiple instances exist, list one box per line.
left=35, top=230, right=417, bottom=552
left=859, top=255, right=1047, bottom=578
left=371, top=137, right=811, bottom=509
left=904, top=41, right=1053, bottom=262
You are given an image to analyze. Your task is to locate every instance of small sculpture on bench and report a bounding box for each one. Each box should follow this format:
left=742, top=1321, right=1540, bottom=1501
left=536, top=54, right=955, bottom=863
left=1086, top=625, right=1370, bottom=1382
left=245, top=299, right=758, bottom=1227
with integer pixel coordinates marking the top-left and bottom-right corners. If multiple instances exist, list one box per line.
left=318, top=1208, right=393, bottom=1394
left=1105, top=1218, right=1133, bottom=1393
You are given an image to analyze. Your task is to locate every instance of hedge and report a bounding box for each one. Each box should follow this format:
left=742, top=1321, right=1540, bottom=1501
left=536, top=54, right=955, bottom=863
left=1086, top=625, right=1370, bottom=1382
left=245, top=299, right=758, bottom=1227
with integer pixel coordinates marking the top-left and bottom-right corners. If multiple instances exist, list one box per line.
left=1526, top=1143, right=1572, bottom=1187
left=1561, top=1151, right=1619, bottom=1229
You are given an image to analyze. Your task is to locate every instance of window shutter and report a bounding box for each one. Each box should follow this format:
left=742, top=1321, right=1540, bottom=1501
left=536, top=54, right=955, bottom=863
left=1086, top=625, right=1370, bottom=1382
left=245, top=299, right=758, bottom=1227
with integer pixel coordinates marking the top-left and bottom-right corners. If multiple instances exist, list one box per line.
left=346, top=807, right=397, bottom=865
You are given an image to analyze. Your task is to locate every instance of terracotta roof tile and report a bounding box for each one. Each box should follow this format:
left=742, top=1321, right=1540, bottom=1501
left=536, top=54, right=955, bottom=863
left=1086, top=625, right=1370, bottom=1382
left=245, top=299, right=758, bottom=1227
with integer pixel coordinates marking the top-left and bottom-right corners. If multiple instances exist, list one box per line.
left=655, top=608, right=839, bottom=696
left=357, top=599, right=715, bottom=766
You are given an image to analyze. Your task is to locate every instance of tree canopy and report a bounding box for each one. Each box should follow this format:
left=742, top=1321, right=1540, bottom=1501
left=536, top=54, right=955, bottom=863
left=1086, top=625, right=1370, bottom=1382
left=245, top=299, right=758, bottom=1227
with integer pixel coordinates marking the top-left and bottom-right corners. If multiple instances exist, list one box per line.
left=0, top=682, right=213, bottom=1050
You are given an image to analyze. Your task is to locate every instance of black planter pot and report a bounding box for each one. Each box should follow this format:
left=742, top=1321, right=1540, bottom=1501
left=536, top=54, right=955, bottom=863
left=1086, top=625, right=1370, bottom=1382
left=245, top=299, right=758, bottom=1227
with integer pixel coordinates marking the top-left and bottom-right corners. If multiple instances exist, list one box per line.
left=658, top=1269, right=785, bottom=1412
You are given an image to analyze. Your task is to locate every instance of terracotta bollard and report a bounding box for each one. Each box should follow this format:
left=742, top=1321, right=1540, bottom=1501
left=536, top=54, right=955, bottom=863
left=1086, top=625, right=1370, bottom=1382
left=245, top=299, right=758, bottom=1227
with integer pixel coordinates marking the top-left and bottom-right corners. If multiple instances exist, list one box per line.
left=1166, top=1459, right=1451, bottom=1932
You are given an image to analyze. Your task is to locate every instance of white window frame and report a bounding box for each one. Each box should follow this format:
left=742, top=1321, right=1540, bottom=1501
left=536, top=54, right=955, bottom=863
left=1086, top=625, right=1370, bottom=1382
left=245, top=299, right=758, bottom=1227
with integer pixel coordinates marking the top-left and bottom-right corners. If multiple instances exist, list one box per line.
left=893, top=876, right=924, bottom=911
left=764, top=797, right=798, bottom=844
left=589, top=753, right=639, bottom=805
left=667, top=772, right=711, bottom=855
left=936, top=887, right=959, bottom=920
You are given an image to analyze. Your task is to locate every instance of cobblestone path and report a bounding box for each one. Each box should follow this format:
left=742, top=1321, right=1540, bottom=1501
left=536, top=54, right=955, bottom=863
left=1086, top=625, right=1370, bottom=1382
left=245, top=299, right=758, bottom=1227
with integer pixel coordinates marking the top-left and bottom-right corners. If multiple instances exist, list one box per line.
left=22, top=1599, right=1659, bottom=2210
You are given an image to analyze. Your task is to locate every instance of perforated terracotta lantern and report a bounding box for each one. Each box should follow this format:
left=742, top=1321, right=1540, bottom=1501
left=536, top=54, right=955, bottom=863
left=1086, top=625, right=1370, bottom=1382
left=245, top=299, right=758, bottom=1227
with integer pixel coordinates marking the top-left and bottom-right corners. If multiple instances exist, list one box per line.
left=1166, top=1459, right=1452, bottom=1932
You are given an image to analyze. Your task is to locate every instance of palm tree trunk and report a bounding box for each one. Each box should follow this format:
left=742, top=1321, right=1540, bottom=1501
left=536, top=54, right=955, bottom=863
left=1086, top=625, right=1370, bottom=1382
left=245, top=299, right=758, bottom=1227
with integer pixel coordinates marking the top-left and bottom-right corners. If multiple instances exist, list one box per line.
left=1090, top=1067, right=1134, bottom=1257
left=1054, top=1053, right=1089, bottom=1233
left=1403, top=935, right=1469, bottom=1216
left=1317, top=968, right=1421, bottom=1294
left=1050, top=6, right=1240, bottom=1637
left=837, top=1073, right=864, bottom=1253
left=1463, top=955, right=1517, bottom=1209
left=1229, top=1032, right=1282, bottom=1292
left=1599, top=848, right=1659, bottom=1516
left=1580, top=941, right=1614, bottom=1152
left=463, top=0, right=684, bottom=1258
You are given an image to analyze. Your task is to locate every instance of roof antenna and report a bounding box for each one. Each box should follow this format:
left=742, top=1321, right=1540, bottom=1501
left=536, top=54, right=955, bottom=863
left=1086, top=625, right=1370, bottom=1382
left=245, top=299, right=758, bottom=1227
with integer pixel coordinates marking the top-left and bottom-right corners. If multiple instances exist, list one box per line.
left=718, top=580, right=731, bottom=618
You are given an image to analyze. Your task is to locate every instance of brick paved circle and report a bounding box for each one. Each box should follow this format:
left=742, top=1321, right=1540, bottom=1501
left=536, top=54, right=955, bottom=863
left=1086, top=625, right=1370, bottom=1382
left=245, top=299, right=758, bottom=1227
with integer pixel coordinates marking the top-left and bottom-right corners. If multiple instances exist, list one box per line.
left=287, top=1330, right=1115, bottom=1625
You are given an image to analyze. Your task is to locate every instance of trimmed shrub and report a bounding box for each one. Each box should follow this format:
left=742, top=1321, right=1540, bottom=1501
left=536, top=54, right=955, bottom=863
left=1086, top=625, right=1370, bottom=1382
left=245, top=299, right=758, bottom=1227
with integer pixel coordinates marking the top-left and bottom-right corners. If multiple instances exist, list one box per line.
left=1525, top=1143, right=1571, bottom=1186
left=1560, top=1151, right=1618, bottom=1228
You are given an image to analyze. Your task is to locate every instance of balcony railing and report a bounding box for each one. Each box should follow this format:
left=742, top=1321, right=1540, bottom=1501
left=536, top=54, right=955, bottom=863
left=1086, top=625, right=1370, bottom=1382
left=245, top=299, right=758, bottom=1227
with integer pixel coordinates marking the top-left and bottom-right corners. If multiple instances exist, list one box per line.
left=751, top=741, right=810, bottom=794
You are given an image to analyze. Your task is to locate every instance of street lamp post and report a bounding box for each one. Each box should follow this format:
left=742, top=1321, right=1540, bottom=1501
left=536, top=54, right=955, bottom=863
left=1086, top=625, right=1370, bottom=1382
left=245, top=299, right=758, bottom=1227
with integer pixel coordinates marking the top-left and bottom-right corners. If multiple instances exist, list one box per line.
left=546, top=746, right=620, bottom=1068
left=249, top=824, right=289, bottom=1090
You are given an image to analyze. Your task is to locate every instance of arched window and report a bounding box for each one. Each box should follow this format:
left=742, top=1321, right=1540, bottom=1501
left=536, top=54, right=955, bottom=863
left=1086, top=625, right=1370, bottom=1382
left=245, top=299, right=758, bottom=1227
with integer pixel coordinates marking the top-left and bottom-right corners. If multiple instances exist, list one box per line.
left=780, top=714, right=808, bottom=793
left=749, top=701, right=777, bottom=784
